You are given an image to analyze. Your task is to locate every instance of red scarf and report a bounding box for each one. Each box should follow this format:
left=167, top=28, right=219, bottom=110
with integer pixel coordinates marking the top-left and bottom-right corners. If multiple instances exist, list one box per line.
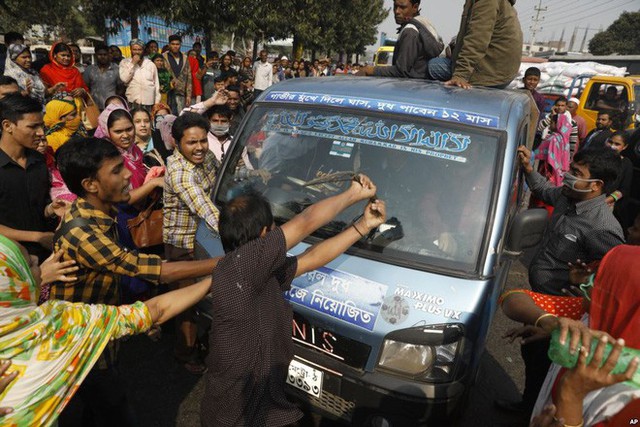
left=39, top=42, right=88, bottom=91
left=188, top=56, right=202, bottom=97
left=120, top=144, right=147, bottom=190
left=590, top=245, right=640, bottom=348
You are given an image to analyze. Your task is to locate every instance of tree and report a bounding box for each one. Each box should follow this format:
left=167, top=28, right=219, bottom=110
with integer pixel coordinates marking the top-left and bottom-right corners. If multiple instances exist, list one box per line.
left=329, top=0, right=388, bottom=58
left=0, top=0, right=80, bottom=35
left=82, top=0, right=165, bottom=39
left=588, top=11, right=640, bottom=55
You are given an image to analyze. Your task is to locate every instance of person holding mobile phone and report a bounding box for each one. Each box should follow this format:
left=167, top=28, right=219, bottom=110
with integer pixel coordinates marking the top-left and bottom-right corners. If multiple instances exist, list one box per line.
left=119, top=39, right=161, bottom=112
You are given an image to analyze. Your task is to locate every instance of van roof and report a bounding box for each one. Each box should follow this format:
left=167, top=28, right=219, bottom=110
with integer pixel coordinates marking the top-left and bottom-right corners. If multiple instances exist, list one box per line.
left=260, top=77, right=533, bottom=131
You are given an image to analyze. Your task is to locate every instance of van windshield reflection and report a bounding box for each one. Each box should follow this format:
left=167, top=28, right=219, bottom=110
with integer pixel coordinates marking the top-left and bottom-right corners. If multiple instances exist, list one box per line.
left=216, top=106, right=502, bottom=273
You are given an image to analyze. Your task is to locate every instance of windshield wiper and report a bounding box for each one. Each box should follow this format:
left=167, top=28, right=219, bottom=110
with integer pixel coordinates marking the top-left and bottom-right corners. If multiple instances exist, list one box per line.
left=303, top=171, right=358, bottom=187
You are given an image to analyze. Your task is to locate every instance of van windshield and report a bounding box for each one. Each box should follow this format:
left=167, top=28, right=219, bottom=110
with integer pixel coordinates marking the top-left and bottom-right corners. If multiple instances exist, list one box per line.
left=216, top=105, right=503, bottom=274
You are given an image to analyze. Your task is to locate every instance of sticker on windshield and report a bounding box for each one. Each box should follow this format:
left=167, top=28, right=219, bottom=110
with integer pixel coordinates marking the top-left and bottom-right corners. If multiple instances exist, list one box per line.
left=263, top=91, right=500, bottom=129
left=329, top=141, right=354, bottom=158
left=264, top=111, right=471, bottom=163
left=284, top=266, right=388, bottom=331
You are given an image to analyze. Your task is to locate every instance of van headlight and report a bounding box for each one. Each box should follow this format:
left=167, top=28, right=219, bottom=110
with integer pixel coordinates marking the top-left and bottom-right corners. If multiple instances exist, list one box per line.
left=376, top=324, right=464, bottom=382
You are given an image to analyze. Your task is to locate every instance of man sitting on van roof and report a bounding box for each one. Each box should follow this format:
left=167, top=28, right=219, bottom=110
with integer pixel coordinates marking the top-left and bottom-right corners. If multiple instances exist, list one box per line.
left=358, top=0, right=444, bottom=79
left=439, top=0, right=523, bottom=89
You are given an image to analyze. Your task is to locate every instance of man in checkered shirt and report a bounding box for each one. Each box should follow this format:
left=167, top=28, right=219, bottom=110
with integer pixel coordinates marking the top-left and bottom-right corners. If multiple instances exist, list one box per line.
left=53, top=137, right=220, bottom=426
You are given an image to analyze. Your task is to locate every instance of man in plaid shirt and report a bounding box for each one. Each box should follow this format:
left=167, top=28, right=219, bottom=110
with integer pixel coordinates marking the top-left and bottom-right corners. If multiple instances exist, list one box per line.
left=53, top=137, right=220, bottom=426
left=163, top=112, right=220, bottom=373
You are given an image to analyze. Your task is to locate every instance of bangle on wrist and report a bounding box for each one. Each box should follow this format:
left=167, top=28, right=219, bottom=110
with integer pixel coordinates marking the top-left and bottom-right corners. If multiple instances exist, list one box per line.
left=554, top=418, right=583, bottom=427
left=352, top=223, right=365, bottom=238
left=534, top=313, right=556, bottom=328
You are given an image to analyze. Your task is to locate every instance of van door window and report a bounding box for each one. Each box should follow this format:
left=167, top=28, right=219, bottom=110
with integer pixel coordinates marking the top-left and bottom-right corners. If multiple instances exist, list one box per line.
left=216, top=106, right=504, bottom=275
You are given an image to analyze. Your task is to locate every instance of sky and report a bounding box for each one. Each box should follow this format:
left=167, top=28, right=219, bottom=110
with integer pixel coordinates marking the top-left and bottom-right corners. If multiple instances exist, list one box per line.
left=375, top=0, right=639, bottom=51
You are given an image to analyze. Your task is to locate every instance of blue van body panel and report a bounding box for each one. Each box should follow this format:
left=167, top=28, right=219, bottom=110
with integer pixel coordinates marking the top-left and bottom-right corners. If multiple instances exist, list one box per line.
left=194, top=77, right=536, bottom=423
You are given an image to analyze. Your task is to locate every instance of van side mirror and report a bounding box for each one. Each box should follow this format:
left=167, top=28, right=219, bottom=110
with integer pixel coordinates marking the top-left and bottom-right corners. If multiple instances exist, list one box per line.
left=504, top=208, right=548, bottom=257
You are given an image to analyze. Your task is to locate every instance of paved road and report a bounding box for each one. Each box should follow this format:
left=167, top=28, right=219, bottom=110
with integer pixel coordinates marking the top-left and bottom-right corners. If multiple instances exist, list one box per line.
left=112, top=261, right=533, bottom=427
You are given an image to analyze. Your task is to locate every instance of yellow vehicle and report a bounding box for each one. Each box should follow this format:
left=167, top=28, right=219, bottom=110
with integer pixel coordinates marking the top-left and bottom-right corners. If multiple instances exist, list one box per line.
left=576, top=75, right=640, bottom=132
left=373, top=46, right=395, bottom=67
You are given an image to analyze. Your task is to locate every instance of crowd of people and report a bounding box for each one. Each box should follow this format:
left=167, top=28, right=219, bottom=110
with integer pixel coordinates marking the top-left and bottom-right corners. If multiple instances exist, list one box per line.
left=0, top=26, right=388, bottom=425
left=0, top=0, right=639, bottom=425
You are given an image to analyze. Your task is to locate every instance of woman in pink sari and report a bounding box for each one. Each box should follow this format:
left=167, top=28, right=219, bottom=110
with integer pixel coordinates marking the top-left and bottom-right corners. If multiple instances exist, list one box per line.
left=530, top=113, right=572, bottom=214
left=535, top=113, right=572, bottom=187
left=96, top=106, right=164, bottom=299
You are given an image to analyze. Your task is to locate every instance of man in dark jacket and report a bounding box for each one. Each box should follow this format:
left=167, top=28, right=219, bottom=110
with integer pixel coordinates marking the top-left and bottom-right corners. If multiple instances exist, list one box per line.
left=442, top=0, right=523, bottom=89
left=579, top=111, right=614, bottom=151
left=359, top=0, right=443, bottom=79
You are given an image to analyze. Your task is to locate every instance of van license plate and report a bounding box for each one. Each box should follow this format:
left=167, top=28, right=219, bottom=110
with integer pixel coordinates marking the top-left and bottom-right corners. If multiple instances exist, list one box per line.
left=287, top=359, right=323, bottom=397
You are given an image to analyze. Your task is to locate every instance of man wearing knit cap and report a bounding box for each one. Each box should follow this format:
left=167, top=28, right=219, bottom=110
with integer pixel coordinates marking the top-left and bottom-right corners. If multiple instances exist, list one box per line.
left=119, top=38, right=161, bottom=111
left=567, top=97, right=587, bottom=148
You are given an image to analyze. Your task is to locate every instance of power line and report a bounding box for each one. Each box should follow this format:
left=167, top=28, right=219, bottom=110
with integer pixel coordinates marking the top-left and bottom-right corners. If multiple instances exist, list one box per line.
left=530, top=0, right=628, bottom=27
left=529, top=0, right=547, bottom=47
left=541, top=0, right=636, bottom=28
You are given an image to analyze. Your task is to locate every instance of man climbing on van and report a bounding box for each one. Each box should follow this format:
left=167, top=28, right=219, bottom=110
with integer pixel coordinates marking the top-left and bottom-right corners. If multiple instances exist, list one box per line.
left=358, top=0, right=444, bottom=79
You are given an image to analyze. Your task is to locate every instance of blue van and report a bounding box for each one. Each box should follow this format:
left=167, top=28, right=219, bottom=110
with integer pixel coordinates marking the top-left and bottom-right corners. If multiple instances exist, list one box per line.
left=194, top=77, right=544, bottom=425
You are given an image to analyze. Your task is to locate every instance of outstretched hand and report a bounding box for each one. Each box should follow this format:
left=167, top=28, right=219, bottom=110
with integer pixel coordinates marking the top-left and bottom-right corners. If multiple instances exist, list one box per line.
left=503, top=324, right=550, bottom=345
left=559, top=336, right=639, bottom=399
left=349, top=174, right=377, bottom=202
left=0, top=359, right=18, bottom=416
left=517, top=146, right=534, bottom=174
left=530, top=404, right=564, bottom=427
left=360, top=199, right=387, bottom=232
left=40, top=250, right=79, bottom=285
left=567, top=259, right=593, bottom=286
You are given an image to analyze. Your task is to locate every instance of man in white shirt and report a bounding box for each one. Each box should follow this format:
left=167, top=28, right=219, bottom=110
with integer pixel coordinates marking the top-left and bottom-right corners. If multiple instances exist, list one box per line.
left=119, top=39, right=161, bottom=110
left=253, top=50, right=273, bottom=96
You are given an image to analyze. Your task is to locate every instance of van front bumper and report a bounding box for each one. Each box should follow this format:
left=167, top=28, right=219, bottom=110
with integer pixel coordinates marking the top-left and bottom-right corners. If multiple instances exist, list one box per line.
left=286, top=346, right=469, bottom=426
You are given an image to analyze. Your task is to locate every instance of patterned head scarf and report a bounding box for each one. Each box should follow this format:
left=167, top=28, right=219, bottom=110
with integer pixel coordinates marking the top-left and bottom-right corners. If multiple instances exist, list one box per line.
left=8, top=44, right=29, bottom=61
left=44, top=98, right=85, bottom=152
left=130, top=38, right=145, bottom=49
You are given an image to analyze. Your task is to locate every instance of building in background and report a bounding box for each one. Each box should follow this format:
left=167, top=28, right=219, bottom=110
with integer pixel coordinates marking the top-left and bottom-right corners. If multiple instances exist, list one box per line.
left=105, top=16, right=205, bottom=57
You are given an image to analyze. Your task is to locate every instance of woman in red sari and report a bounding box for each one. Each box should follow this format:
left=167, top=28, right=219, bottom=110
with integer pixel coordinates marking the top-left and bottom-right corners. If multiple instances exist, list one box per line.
left=40, top=43, right=88, bottom=96
left=501, top=243, right=640, bottom=426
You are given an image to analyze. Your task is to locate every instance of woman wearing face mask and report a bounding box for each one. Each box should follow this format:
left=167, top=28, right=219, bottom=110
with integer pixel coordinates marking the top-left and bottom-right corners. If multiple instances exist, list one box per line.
left=150, top=103, right=175, bottom=161
left=3, top=44, right=48, bottom=104
left=605, top=132, right=634, bottom=231
left=43, top=96, right=87, bottom=152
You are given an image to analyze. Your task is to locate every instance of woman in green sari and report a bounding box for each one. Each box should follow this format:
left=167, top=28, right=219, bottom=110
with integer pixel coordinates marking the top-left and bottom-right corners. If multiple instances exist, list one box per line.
left=0, top=234, right=214, bottom=427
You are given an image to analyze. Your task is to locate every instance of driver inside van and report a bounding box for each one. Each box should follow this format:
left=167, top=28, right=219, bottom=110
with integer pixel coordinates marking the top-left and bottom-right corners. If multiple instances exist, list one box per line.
left=417, top=145, right=493, bottom=260
left=595, top=86, right=624, bottom=111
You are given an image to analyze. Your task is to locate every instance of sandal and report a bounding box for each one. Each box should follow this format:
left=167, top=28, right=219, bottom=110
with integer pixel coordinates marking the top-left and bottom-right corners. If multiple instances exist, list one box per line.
left=175, top=349, right=207, bottom=375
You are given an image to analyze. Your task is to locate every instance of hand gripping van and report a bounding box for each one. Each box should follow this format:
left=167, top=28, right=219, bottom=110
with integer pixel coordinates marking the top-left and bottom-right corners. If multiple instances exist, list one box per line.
left=194, top=77, right=545, bottom=426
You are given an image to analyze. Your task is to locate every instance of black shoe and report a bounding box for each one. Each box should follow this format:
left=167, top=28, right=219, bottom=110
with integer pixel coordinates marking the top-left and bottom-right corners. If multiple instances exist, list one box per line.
left=494, top=399, right=529, bottom=413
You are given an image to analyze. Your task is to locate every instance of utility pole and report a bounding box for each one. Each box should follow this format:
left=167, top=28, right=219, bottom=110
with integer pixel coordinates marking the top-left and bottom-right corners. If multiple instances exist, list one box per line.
left=558, top=28, right=566, bottom=51
left=579, top=25, right=590, bottom=53
left=568, top=26, right=578, bottom=52
left=529, top=0, right=547, bottom=51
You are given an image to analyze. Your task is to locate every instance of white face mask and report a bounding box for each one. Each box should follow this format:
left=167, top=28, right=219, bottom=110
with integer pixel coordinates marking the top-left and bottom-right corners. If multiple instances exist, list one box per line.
left=210, top=123, right=229, bottom=137
left=562, top=172, right=601, bottom=193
